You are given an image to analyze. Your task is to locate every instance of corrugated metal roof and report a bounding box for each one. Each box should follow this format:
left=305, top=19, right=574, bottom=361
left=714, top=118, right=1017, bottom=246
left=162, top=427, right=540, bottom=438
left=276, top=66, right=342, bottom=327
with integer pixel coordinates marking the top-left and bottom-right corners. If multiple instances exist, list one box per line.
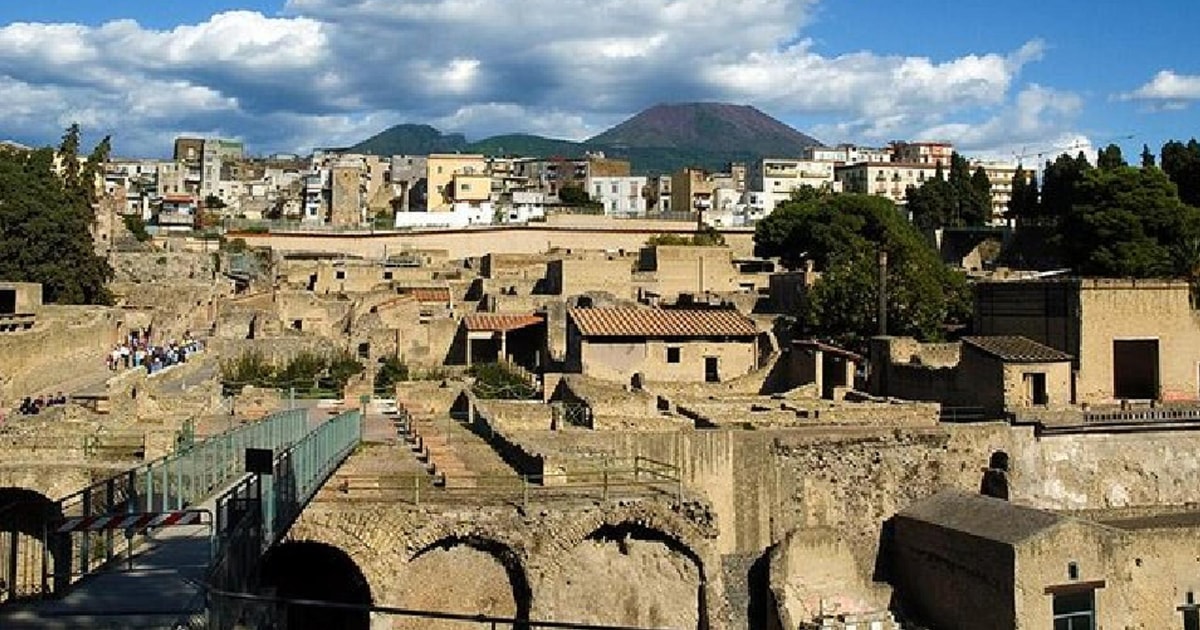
left=962, top=336, right=1072, bottom=363
left=568, top=308, right=757, bottom=338
left=463, top=313, right=544, bottom=333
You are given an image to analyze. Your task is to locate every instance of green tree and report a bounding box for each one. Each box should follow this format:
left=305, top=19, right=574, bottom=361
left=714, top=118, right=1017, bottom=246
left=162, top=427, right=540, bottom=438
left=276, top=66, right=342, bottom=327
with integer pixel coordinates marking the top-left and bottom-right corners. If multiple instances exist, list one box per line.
left=1097, top=144, right=1126, bottom=170
left=753, top=194, right=969, bottom=348
left=1162, top=139, right=1200, bottom=207
left=1008, top=165, right=1040, bottom=222
left=1040, top=152, right=1093, bottom=223
left=1141, top=144, right=1156, bottom=168
left=969, top=166, right=993, bottom=223
left=905, top=176, right=955, bottom=231
left=1058, top=165, right=1200, bottom=277
left=0, top=128, right=113, bottom=304
left=558, top=185, right=592, bottom=205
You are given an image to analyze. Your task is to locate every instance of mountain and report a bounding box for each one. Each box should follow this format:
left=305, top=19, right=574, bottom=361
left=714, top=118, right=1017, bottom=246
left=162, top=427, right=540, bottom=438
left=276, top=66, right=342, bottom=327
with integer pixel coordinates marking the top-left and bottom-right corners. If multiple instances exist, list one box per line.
left=344, top=103, right=821, bottom=175
left=466, top=134, right=582, bottom=157
left=587, top=102, right=820, bottom=156
left=347, top=124, right=468, bottom=155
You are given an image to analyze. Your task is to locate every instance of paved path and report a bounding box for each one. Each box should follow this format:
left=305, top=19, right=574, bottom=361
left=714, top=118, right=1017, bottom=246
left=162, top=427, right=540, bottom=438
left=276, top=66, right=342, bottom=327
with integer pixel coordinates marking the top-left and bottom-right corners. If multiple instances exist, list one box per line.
left=0, top=496, right=218, bottom=629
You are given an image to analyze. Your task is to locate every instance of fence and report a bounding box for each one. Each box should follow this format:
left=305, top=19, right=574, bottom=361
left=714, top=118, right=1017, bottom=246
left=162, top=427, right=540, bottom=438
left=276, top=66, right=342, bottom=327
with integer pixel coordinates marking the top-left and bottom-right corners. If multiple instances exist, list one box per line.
left=37, top=408, right=309, bottom=598
left=207, top=410, right=363, bottom=630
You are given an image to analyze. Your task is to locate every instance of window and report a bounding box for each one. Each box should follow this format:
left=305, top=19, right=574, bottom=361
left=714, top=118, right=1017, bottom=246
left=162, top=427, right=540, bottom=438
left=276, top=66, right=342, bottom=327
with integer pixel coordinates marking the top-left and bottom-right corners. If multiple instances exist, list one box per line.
left=1053, top=591, right=1095, bottom=630
left=666, top=347, right=681, bottom=363
left=461, top=183, right=470, bottom=191
left=1025, top=372, right=1049, bottom=405
left=335, top=270, right=345, bottom=280
left=383, top=271, right=393, bottom=280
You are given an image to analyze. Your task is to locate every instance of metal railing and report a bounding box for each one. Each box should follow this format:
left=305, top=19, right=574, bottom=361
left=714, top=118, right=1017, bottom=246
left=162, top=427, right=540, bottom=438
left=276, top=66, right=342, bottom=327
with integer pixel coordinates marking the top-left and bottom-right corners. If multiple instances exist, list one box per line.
left=39, top=408, right=309, bottom=597
left=207, top=410, right=363, bottom=630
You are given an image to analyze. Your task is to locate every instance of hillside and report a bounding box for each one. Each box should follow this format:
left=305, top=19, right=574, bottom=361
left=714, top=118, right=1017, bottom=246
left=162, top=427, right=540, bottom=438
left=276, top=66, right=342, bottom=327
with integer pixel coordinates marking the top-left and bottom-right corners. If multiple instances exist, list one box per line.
left=347, top=124, right=468, bottom=155
left=344, top=102, right=822, bottom=174
left=587, top=102, right=820, bottom=155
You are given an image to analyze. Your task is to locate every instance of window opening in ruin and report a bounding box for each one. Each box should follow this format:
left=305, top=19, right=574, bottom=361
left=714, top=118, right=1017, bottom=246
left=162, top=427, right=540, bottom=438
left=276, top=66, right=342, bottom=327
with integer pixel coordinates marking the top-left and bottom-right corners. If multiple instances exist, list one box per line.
left=1025, top=372, right=1048, bottom=405
left=705, top=356, right=720, bottom=383
left=291, top=319, right=303, bottom=331
left=1067, top=562, right=1079, bottom=580
left=382, top=271, right=393, bottom=280
left=666, top=347, right=681, bottom=364
left=1112, top=339, right=1160, bottom=400
left=357, top=343, right=369, bottom=359
left=335, top=270, right=345, bottom=280
left=0, top=289, right=15, bottom=315
left=1185, top=608, right=1200, bottom=630
left=1053, top=590, right=1095, bottom=630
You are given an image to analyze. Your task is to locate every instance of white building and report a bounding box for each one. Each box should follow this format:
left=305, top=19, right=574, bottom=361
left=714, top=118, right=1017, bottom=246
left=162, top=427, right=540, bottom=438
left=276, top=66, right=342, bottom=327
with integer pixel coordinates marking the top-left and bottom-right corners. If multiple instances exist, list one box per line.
left=834, top=162, right=941, bottom=205
left=759, top=158, right=841, bottom=213
left=590, top=176, right=648, bottom=216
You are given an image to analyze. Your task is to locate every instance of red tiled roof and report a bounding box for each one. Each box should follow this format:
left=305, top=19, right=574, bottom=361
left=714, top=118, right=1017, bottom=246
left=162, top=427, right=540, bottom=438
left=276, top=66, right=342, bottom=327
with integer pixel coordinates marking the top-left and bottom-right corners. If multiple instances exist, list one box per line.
left=463, top=313, right=544, bottom=333
left=568, top=308, right=757, bottom=338
left=404, top=287, right=451, bottom=303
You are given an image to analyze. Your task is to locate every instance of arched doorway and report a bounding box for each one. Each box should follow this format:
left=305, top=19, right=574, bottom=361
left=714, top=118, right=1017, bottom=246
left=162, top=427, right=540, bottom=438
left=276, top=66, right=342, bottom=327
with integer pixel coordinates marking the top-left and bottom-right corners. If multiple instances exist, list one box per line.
left=392, top=535, right=531, bottom=629
left=258, top=541, right=373, bottom=630
left=0, top=487, right=61, bottom=602
left=536, top=522, right=708, bottom=629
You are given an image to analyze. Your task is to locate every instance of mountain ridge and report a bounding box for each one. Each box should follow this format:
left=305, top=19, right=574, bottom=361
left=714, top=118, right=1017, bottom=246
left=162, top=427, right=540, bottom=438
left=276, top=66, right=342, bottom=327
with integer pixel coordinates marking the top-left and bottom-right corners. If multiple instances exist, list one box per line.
left=345, top=102, right=822, bottom=174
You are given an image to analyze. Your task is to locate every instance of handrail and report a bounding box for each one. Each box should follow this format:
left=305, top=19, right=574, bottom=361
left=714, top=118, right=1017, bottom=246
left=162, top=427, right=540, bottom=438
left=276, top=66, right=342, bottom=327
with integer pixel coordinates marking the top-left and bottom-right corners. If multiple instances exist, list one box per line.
left=42, top=408, right=310, bottom=597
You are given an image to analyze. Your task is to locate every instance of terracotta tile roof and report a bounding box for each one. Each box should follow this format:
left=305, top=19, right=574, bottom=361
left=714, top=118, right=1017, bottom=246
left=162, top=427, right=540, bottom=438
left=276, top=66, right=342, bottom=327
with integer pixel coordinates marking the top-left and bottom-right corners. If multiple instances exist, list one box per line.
left=463, top=313, right=544, bottom=333
left=403, top=287, right=451, bottom=303
left=962, top=336, right=1072, bottom=363
left=568, top=308, right=757, bottom=338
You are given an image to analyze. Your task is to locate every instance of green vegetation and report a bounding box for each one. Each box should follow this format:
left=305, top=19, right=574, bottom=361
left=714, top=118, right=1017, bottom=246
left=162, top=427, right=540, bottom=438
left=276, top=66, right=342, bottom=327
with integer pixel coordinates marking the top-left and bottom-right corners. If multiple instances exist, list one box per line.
left=122, top=215, right=151, bottom=242
left=469, top=362, right=539, bottom=400
left=1006, top=141, right=1200, bottom=279
left=221, top=349, right=365, bottom=396
left=646, top=225, right=726, bottom=247
left=374, top=356, right=410, bottom=392
left=754, top=193, right=969, bottom=349
left=557, top=185, right=600, bottom=208
left=904, top=152, right=993, bottom=230
left=0, top=125, right=113, bottom=304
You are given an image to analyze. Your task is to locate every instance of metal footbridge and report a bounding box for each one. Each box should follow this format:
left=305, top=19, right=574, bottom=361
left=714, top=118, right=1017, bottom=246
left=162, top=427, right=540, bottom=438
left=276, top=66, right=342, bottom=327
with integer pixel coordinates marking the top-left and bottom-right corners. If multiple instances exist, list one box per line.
left=0, top=407, right=363, bottom=629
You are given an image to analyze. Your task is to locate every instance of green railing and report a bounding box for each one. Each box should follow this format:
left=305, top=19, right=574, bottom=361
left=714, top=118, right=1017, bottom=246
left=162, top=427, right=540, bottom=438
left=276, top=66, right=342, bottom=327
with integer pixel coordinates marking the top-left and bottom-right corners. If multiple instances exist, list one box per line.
left=42, top=408, right=309, bottom=596
left=207, top=410, right=362, bottom=629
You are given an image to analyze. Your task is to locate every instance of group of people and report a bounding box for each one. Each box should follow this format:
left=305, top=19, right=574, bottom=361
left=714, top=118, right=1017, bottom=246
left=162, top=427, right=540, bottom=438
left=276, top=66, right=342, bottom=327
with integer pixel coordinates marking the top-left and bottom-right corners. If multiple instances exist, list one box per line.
left=106, top=328, right=205, bottom=375
left=17, top=393, right=67, bottom=416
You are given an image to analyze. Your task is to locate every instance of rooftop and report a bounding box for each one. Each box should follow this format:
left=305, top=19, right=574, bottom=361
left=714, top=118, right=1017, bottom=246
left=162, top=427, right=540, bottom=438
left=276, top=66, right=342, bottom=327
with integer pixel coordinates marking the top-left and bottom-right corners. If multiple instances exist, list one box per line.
left=463, top=312, right=544, bottom=333
left=897, top=490, right=1065, bottom=544
left=568, top=307, right=757, bottom=338
left=962, top=336, right=1073, bottom=363
left=402, top=287, right=452, bottom=303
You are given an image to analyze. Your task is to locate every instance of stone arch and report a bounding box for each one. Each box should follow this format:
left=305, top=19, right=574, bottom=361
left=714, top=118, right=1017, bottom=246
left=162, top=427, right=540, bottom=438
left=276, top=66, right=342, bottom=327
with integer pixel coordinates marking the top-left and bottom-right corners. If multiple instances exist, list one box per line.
left=537, top=505, right=718, bottom=630
left=0, top=487, right=64, bottom=601
left=257, top=540, right=374, bottom=630
left=387, top=529, right=532, bottom=629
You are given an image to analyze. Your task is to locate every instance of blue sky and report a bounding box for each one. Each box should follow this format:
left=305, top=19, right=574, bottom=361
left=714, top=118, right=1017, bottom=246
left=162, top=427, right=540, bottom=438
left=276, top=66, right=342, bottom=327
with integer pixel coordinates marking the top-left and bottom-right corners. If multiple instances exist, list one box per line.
left=0, top=0, right=1194, bottom=162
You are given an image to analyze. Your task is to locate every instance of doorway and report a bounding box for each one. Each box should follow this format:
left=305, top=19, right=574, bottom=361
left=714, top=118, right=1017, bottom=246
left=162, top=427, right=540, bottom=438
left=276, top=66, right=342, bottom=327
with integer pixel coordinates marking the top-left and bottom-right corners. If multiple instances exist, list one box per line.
left=1024, top=372, right=1048, bottom=405
left=704, top=357, right=719, bottom=383
left=1112, top=339, right=1159, bottom=400
left=0, top=289, right=14, bottom=315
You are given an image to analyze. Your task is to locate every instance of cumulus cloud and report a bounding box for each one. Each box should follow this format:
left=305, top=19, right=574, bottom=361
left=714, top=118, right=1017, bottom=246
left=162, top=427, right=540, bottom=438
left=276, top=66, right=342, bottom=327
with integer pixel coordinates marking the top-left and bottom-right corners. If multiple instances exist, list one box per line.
left=1120, top=70, right=1200, bottom=110
left=0, top=1, right=1077, bottom=157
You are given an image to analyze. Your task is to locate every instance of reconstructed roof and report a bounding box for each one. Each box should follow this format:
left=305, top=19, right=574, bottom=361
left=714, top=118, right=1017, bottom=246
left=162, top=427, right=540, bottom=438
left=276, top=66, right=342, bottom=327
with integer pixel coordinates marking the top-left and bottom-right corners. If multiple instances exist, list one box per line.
left=404, top=287, right=451, bottom=303
left=962, top=336, right=1072, bottom=363
left=793, top=339, right=864, bottom=363
left=568, top=307, right=757, bottom=338
left=897, top=490, right=1064, bottom=545
left=463, top=313, right=544, bottom=333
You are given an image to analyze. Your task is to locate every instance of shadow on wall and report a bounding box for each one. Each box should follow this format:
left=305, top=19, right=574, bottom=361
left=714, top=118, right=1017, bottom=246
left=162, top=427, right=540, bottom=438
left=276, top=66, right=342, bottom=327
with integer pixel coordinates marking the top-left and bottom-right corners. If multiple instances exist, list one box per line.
left=256, top=541, right=373, bottom=630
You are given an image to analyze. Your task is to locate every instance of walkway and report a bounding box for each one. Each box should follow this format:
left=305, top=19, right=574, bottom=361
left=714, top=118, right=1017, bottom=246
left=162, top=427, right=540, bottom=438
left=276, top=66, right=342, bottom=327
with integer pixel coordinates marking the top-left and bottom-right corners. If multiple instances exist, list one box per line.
left=0, top=406, right=362, bottom=629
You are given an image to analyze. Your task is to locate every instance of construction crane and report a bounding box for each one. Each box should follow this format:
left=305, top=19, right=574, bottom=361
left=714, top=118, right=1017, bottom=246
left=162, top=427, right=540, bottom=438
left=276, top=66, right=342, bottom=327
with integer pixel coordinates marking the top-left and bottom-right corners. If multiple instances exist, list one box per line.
left=1012, top=134, right=1135, bottom=179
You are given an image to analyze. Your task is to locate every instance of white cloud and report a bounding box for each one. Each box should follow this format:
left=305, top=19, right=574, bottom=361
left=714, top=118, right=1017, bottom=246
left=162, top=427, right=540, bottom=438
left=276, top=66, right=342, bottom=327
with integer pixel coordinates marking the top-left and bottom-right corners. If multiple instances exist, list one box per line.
left=0, top=1, right=1079, bottom=158
left=1120, top=70, right=1200, bottom=109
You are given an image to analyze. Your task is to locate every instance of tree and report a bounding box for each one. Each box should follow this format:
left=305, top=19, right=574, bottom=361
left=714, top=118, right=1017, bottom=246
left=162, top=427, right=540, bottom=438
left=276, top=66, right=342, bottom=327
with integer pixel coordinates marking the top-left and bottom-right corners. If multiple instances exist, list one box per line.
left=753, top=194, right=969, bottom=349
left=1058, top=165, right=1200, bottom=277
left=1162, top=139, right=1200, bottom=207
left=1040, top=152, right=1093, bottom=223
left=1141, top=144, right=1156, bottom=168
left=905, top=176, right=955, bottom=231
left=1007, top=165, right=1040, bottom=222
left=969, top=167, right=993, bottom=223
left=1097, top=144, right=1126, bottom=170
left=558, top=185, right=592, bottom=206
left=0, top=127, right=113, bottom=304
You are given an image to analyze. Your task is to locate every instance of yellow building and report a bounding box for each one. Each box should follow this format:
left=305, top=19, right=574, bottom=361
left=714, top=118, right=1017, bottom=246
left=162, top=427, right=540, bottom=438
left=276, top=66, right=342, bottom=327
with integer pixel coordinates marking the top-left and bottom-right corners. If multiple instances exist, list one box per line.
left=427, top=154, right=488, bottom=212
